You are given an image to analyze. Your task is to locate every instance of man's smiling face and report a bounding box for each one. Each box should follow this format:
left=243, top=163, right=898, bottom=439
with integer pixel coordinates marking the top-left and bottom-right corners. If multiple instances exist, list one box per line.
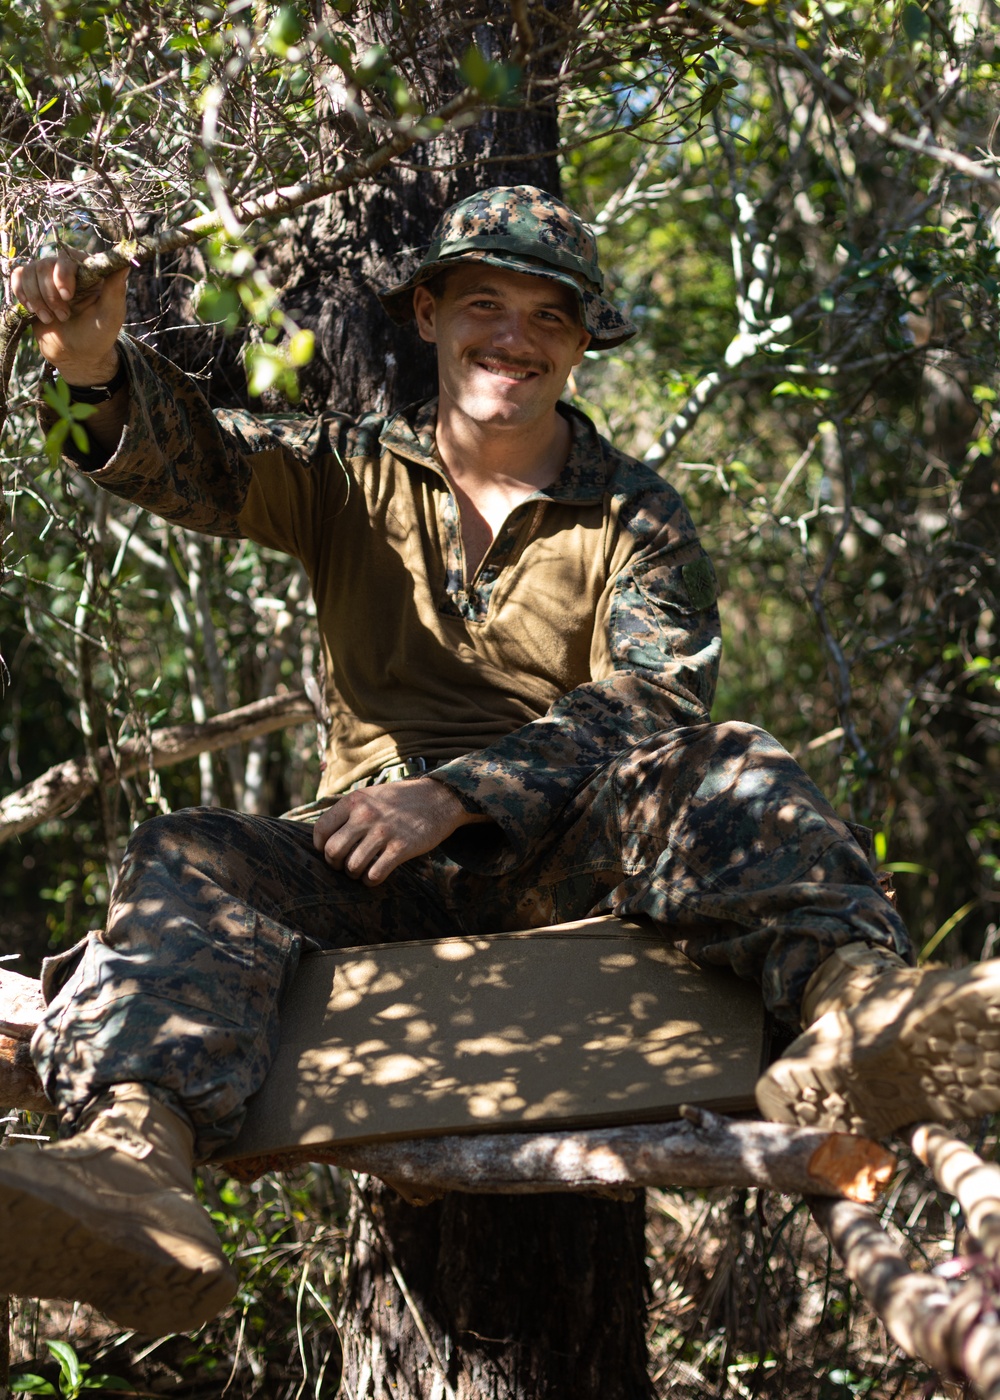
left=412, top=263, right=591, bottom=433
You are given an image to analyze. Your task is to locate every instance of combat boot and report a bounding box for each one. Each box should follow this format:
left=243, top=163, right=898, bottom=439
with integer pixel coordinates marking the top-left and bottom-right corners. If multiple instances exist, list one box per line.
left=0, top=1082, right=237, bottom=1334
left=755, top=943, right=1000, bottom=1138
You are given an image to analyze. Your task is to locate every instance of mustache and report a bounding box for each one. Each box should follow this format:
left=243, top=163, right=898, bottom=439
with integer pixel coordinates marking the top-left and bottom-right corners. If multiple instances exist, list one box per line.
left=469, top=351, right=547, bottom=375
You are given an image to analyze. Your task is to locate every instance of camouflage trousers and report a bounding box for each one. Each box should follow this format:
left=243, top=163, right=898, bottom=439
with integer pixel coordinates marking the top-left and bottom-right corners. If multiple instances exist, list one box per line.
left=32, top=722, right=912, bottom=1160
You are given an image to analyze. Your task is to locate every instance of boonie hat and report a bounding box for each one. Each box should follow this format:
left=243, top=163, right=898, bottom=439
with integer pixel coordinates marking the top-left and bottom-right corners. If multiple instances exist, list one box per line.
left=377, top=185, right=636, bottom=349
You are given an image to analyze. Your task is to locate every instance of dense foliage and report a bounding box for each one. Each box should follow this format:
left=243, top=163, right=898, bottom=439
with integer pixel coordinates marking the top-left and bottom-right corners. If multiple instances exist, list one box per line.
left=1, top=0, right=999, bottom=1395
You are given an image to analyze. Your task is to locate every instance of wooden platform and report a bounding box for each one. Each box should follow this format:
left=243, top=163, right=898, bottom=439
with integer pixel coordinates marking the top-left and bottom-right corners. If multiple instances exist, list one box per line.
left=219, top=916, right=769, bottom=1164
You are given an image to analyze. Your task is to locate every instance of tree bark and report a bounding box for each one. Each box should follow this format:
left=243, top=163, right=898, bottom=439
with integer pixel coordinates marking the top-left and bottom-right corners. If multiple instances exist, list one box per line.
left=343, top=1183, right=651, bottom=1400
left=910, top=1123, right=1000, bottom=1265
left=220, top=1111, right=895, bottom=1206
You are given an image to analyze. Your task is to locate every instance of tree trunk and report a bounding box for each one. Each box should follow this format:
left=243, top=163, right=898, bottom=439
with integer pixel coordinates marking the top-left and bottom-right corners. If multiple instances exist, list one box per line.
left=343, top=1186, right=651, bottom=1400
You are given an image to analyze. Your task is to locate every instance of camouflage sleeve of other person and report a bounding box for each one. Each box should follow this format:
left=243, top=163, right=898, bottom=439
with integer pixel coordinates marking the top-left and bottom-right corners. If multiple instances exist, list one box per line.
left=37, top=334, right=348, bottom=558
left=429, top=474, right=722, bottom=869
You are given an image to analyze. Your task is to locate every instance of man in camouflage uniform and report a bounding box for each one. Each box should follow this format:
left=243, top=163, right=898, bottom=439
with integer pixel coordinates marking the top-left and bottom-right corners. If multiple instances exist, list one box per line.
left=3, top=186, right=999, bottom=1335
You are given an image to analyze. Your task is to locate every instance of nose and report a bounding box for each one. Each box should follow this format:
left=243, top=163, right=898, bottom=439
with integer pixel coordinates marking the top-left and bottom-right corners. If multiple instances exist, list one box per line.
left=490, top=310, right=534, bottom=353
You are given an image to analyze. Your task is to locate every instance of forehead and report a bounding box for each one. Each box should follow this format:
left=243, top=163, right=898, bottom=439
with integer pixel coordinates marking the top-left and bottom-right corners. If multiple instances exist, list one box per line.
left=440, top=263, right=581, bottom=316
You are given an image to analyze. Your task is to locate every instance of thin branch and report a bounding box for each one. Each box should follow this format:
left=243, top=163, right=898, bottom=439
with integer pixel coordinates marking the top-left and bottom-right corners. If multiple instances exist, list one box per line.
left=0, top=691, right=315, bottom=844
left=810, top=1195, right=1000, bottom=1399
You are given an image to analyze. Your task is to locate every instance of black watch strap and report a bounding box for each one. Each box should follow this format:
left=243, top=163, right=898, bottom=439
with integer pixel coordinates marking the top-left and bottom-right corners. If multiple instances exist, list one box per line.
left=58, top=358, right=127, bottom=404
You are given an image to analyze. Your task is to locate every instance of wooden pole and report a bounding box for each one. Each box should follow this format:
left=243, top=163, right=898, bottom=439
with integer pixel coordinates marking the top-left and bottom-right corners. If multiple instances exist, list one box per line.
left=220, top=1107, right=895, bottom=1203
left=911, top=1123, right=1000, bottom=1264
left=810, top=1194, right=1000, bottom=1400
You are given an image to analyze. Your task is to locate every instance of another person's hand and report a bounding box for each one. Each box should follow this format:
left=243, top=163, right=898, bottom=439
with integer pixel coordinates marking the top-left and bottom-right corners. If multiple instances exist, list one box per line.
left=12, top=246, right=127, bottom=385
left=313, top=777, right=489, bottom=886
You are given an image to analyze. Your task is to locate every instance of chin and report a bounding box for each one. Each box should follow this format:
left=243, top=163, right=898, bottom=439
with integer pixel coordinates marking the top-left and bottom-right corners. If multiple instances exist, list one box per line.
left=457, top=391, right=534, bottom=425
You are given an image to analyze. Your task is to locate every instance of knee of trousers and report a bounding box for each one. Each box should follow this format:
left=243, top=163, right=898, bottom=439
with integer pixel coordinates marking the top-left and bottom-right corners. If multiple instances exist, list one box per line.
left=610, top=721, right=797, bottom=796
left=121, top=807, right=246, bottom=863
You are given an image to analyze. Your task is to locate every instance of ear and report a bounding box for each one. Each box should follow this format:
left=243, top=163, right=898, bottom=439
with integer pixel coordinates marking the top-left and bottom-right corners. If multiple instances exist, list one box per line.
left=571, top=328, right=591, bottom=368
left=412, top=285, right=438, bottom=344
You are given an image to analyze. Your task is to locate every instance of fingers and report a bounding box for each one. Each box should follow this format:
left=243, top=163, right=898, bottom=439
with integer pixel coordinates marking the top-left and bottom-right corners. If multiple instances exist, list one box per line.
left=313, top=796, right=405, bottom=886
left=311, top=780, right=468, bottom=886
left=13, top=253, right=129, bottom=376
left=13, top=250, right=80, bottom=324
left=12, top=249, right=127, bottom=330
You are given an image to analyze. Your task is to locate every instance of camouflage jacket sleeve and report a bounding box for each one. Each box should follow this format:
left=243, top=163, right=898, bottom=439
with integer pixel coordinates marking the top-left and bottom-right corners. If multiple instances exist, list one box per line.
left=42, top=335, right=344, bottom=555
left=430, top=481, right=722, bottom=871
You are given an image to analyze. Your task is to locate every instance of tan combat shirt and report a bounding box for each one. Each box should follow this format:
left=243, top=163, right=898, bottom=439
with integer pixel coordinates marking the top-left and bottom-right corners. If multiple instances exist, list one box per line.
left=72, top=336, right=722, bottom=867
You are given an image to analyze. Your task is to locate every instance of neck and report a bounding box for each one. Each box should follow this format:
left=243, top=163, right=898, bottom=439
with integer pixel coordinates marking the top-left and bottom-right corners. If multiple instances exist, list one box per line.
left=433, top=399, right=572, bottom=493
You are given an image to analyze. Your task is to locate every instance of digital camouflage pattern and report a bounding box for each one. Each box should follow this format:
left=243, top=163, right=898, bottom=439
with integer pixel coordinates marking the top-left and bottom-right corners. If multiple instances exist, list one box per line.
left=50, top=335, right=724, bottom=824
left=377, top=185, right=637, bottom=347
left=32, top=300, right=912, bottom=1156
left=33, top=723, right=910, bottom=1160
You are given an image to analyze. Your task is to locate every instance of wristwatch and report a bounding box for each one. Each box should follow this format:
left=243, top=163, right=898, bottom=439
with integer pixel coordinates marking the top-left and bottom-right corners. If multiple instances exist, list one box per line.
left=56, top=357, right=127, bottom=404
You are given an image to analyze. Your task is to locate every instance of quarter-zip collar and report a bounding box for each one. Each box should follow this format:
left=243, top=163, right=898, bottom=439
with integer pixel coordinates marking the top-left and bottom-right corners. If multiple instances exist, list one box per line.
left=379, top=397, right=612, bottom=506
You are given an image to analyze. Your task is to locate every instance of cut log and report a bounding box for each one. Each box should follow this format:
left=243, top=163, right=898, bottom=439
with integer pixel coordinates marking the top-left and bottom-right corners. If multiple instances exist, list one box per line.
left=911, top=1122, right=1000, bottom=1264
left=0, top=1037, right=51, bottom=1114
left=0, top=971, right=52, bottom=1113
left=220, top=1106, right=896, bottom=1205
left=0, top=690, right=315, bottom=844
left=0, top=970, right=45, bottom=1039
left=810, top=1195, right=1000, bottom=1400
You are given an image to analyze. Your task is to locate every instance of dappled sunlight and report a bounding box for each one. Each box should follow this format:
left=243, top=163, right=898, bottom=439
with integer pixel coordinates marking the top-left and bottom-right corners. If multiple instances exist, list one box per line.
left=224, top=917, right=767, bottom=1161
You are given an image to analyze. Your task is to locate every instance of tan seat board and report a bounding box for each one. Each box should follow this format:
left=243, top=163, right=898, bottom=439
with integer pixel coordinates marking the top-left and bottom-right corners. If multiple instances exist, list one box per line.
left=221, top=916, right=767, bottom=1162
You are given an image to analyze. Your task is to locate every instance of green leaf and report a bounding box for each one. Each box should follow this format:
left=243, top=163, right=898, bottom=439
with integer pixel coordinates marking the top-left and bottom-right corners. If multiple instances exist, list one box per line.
left=196, top=282, right=242, bottom=333
left=287, top=328, right=314, bottom=367
left=456, top=46, right=519, bottom=102
left=42, top=379, right=72, bottom=414
left=459, top=43, right=491, bottom=94
left=76, top=20, right=105, bottom=53
left=700, top=82, right=724, bottom=117
left=819, top=290, right=836, bottom=312
left=43, top=418, right=70, bottom=467
left=48, top=1340, right=83, bottom=1387
left=246, top=343, right=283, bottom=396
left=83, top=1377, right=132, bottom=1392
left=771, top=381, right=832, bottom=401
left=10, top=1378, right=57, bottom=1395
left=269, top=5, right=303, bottom=48
left=64, top=111, right=93, bottom=139
left=1, top=58, right=34, bottom=110
left=901, top=2, right=930, bottom=44
left=354, top=44, right=388, bottom=86
left=70, top=422, right=91, bottom=453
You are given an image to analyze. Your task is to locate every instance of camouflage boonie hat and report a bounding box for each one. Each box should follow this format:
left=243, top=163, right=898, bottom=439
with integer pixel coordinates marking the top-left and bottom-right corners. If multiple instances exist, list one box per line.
left=377, top=185, right=636, bottom=349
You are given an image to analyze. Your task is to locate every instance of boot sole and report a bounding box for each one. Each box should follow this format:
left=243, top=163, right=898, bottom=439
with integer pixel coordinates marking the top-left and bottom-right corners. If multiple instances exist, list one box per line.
left=0, top=1165, right=236, bottom=1334
left=756, top=961, right=1000, bottom=1137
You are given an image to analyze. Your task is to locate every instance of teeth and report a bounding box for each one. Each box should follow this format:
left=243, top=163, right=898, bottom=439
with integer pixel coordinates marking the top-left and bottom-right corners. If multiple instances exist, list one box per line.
left=479, top=361, right=533, bottom=379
